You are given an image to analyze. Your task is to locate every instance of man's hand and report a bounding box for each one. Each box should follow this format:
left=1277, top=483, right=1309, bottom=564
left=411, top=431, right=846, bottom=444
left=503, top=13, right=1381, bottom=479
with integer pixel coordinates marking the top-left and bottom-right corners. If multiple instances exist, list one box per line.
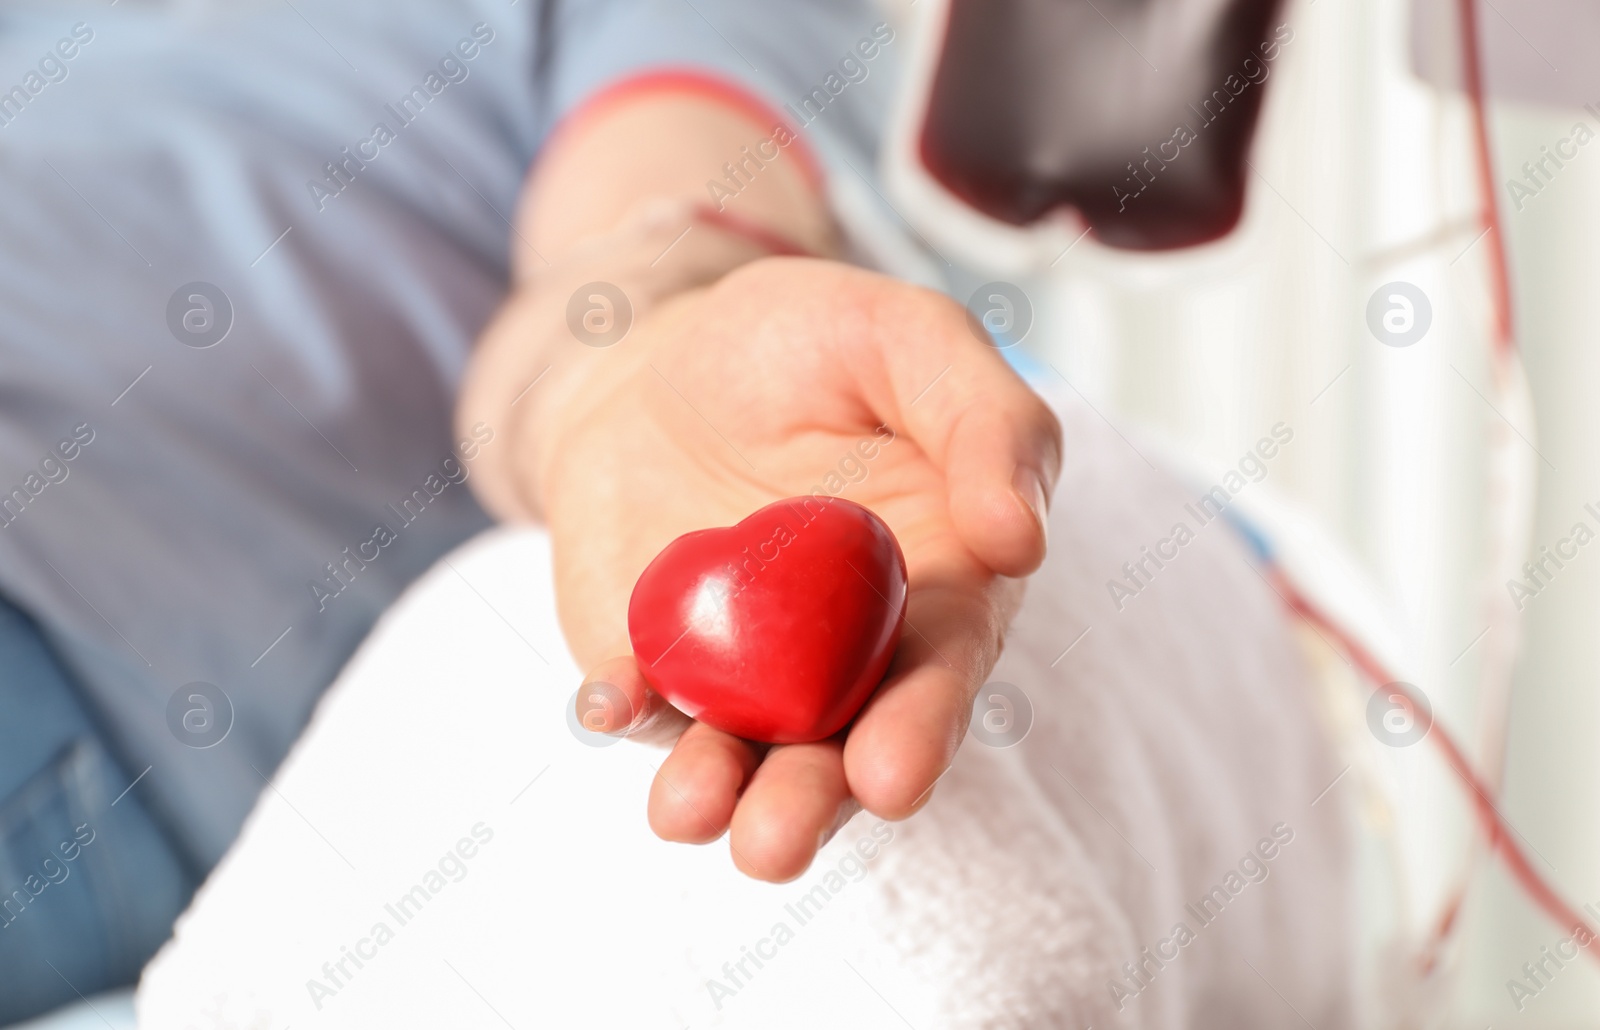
left=456, top=85, right=1059, bottom=882
left=541, top=258, right=1057, bottom=880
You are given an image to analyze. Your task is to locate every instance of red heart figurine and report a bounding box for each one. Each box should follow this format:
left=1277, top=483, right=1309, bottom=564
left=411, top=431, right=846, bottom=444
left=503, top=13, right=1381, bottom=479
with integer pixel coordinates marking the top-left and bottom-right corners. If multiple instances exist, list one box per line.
left=628, top=496, right=908, bottom=744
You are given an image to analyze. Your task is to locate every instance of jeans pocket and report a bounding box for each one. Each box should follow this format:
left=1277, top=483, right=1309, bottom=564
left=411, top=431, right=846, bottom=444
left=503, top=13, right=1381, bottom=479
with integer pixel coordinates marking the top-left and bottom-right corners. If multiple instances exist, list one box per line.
left=0, top=737, right=195, bottom=1027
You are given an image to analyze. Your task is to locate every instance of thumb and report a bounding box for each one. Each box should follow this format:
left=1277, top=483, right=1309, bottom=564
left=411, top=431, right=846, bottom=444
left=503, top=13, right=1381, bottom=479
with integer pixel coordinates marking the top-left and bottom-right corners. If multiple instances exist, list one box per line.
left=871, top=282, right=1063, bottom=577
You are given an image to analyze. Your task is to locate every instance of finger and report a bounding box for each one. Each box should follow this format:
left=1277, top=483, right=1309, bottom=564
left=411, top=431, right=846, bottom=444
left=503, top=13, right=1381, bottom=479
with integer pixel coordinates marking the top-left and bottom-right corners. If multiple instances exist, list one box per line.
left=861, top=278, right=1064, bottom=578
left=578, top=655, right=692, bottom=746
left=728, top=739, right=851, bottom=883
left=843, top=570, right=1018, bottom=819
left=648, top=722, right=763, bottom=843
left=944, top=397, right=1061, bottom=574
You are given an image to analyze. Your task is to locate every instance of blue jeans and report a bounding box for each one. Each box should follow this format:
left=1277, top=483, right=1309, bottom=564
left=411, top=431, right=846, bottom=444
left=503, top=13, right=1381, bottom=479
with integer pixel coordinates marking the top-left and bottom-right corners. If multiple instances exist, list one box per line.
left=0, top=594, right=197, bottom=1026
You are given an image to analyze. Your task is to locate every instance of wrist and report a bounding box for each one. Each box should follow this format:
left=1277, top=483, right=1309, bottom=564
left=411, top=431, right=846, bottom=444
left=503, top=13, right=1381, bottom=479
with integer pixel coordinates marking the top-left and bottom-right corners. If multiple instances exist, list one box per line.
left=458, top=199, right=824, bottom=523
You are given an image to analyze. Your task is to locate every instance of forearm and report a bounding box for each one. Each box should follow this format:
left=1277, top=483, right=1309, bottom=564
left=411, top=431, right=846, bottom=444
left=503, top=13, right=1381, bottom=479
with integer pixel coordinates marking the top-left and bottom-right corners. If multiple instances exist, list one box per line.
left=517, top=85, right=836, bottom=272
left=457, top=86, right=837, bottom=522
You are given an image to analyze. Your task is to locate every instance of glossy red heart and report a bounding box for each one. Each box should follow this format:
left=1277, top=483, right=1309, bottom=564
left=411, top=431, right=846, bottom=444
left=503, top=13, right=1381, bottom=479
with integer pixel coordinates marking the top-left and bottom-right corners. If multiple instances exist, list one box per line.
left=628, top=496, right=907, bottom=744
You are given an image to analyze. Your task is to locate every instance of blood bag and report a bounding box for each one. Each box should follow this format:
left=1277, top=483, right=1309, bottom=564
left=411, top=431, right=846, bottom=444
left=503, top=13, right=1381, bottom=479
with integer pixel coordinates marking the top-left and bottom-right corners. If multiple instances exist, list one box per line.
left=885, top=0, right=1288, bottom=268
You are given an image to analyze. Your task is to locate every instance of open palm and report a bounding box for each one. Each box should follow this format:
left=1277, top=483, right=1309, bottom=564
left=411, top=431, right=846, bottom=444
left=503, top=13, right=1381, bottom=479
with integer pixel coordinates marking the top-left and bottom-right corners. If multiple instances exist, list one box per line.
left=532, top=258, right=1061, bottom=881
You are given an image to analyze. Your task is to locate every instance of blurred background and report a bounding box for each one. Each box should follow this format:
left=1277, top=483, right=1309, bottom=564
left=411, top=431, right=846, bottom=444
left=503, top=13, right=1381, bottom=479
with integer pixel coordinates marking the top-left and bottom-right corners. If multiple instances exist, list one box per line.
left=883, top=0, right=1600, bottom=1025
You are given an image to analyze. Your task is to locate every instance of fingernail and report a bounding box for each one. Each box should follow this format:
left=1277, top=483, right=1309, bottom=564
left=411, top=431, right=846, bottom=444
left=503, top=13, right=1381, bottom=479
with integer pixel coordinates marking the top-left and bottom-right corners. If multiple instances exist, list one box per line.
left=1012, top=465, right=1049, bottom=537
left=577, top=679, right=634, bottom=734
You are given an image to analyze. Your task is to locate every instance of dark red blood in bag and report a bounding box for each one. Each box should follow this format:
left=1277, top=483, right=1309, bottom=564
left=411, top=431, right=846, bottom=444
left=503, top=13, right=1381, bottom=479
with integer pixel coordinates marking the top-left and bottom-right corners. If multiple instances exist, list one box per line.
left=919, top=0, right=1286, bottom=250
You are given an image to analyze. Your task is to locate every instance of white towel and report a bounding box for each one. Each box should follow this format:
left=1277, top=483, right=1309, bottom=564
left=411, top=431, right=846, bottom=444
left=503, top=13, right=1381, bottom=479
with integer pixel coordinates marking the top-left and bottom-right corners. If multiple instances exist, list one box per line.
left=136, top=397, right=1355, bottom=1028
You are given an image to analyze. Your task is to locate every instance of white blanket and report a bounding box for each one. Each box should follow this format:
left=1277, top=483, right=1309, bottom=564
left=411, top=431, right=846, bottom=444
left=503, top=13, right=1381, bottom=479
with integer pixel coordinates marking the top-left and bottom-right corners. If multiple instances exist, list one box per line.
left=136, top=399, right=1355, bottom=1028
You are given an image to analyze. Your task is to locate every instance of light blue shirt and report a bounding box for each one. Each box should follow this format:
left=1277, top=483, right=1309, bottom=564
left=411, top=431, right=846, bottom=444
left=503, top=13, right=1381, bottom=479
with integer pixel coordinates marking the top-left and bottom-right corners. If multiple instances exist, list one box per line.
left=0, top=0, right=894, bottom=871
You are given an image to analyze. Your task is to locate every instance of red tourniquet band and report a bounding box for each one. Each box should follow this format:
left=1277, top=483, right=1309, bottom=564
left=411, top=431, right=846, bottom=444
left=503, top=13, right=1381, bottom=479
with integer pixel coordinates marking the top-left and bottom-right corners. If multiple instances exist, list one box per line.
left=549, top=68, right=826, bottom=195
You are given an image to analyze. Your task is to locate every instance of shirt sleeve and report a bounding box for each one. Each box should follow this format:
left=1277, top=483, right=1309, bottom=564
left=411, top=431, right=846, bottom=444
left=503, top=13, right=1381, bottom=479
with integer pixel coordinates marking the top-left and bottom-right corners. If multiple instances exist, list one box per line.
left=538, top=0, right=899, bottom=187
